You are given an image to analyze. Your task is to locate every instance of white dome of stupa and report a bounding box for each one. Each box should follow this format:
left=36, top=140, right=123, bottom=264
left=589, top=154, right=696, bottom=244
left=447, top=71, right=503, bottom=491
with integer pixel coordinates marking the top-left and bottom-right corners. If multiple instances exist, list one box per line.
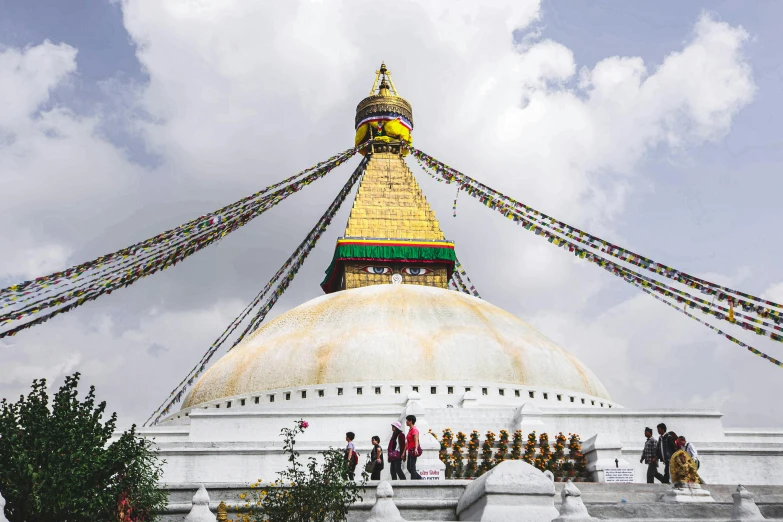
left=182, top=284, right=611, bottom=409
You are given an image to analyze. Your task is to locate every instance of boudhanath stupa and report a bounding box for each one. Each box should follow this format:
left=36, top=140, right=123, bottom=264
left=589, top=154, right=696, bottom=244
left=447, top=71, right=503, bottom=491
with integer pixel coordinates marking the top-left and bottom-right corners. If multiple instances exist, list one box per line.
left=137, top=64, right=783, bottom=520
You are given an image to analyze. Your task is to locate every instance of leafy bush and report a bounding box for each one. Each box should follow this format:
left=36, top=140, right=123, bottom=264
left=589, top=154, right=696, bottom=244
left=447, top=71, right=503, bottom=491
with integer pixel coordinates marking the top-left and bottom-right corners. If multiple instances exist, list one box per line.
left=0, top=373, right=167, bottom=522
left=239, top=420, right=366, bottom=522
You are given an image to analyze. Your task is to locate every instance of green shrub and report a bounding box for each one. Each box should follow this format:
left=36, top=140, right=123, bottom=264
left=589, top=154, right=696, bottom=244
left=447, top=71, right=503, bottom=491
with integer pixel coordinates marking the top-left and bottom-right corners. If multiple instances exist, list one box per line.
left=0, top=373, right=167, bottom=522
left=239, top=420, right=366, bottom=522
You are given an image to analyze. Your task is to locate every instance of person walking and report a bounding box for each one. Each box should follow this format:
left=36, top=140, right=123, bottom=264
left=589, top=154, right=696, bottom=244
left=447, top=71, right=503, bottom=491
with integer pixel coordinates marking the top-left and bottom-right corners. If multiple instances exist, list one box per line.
left=654, top=424, right=677, bottom=484
left=640, top=427, right=658, bottom=484
left=388, top=421, right=406, bottom=480
left=370, top=435, right=384, bottom=480
left=678, top=435, right=700, bottom=470
left=403, top=415, right=422, bottom=480
left=344, top=431, right=358, bottom=481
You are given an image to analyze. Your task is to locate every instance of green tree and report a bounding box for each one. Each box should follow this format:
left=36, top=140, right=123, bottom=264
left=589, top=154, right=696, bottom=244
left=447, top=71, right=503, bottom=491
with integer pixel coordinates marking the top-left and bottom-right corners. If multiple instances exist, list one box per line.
left=0, top=373, right=167, bottom=522
left=240, top=420, right=366, bottom=522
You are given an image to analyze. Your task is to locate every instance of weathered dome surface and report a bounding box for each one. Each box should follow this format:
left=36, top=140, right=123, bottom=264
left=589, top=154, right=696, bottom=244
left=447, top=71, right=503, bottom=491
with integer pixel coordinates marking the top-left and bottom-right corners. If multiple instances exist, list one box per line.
left=182, top=285, right=610, bottom=408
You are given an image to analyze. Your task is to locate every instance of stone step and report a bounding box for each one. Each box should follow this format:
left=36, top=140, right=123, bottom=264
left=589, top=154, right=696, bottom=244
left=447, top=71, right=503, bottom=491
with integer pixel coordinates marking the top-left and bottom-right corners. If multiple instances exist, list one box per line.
left=159, top=481, right=783, bottom=522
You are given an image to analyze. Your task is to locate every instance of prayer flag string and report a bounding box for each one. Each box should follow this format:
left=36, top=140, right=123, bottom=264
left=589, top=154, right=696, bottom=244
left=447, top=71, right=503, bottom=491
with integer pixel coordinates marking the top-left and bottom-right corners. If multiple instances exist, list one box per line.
left=451, top=270, right=470, bottom=294
left=452, top=257, right=481, bottom=299
left=629, top=278, right=783, bottom=368
left=409, top=146, right=783, bottom=369
left=0, top=149, right=358, bottom=338
left=145, top=157, right=369, bottom=425
left=445, top=178, right=783, bottom=340
left=1, top=148, right=356, bottom=302
left=408, top=146, right=783, bottom=320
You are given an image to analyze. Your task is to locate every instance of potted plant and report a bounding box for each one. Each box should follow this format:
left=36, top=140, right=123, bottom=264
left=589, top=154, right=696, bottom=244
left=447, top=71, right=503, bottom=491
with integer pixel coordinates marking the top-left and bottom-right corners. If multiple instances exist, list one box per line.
left=523, top=431, right=537, bottom=464
left=478, top=430, right=496, bottom=476
left=538, top=433, right=551, bottom=471
left=511, top=430, right=523, bottom=460
left=465, top=430, right=481, bottom=477
left=452, top=432, right=466, bottom=479
left=496, top=430, right=509, bottom=465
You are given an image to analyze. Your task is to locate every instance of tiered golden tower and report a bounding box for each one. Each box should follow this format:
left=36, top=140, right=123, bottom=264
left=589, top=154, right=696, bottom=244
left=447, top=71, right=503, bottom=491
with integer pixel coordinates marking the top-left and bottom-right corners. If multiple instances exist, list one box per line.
left=321, top=64, right=456, bottom=293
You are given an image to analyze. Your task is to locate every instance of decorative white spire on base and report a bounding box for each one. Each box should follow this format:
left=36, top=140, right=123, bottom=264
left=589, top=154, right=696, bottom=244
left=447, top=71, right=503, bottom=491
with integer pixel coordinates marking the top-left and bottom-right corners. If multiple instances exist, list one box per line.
left=732, top=485, right=766, bottom=521
left=0, top=490, right=9, bottom=522
left=367, top=481, right=406, bottom=522
left=554, top=480, right=597, bottom=522
left=184, top=484, right=217, bottom=522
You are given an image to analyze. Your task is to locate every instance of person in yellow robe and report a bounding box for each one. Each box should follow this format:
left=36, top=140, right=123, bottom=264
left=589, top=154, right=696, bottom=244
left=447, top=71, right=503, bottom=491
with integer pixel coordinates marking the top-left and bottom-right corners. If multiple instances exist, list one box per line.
left=669, top=442, right=704, bottom=484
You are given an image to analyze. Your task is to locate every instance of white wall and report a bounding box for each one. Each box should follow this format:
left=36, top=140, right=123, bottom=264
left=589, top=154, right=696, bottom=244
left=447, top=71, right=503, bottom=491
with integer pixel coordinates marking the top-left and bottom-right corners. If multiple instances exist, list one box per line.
left=140, top=397, right=783, bottom=485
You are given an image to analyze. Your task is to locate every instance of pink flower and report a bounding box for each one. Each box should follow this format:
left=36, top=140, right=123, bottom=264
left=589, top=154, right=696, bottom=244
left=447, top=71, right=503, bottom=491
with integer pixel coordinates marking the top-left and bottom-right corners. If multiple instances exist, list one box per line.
left=300, top=421, right=309, bottom=429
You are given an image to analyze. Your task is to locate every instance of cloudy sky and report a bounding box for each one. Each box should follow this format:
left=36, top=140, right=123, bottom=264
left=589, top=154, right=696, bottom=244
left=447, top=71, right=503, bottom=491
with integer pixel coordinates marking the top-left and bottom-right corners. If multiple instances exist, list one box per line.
left=1, top=0, right=782, bottom=429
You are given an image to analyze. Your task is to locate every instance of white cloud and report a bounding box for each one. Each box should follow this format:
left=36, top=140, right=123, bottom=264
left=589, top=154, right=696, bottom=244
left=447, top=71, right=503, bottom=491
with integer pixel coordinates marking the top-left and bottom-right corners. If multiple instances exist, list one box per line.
left=516, top=39, right=576, bottom=94
left=0, top=299, right=245, bottom=422
left=651, top=13, right=755, bottom=144
left=492, top=12, right=755, bottom=223
left=763, top=282, right=783, bottom=304
left=0, top=229, right=72, bottom=281
left=0, top=42, right=147, bottom=282
left=0, top=41, right=77, bottom=131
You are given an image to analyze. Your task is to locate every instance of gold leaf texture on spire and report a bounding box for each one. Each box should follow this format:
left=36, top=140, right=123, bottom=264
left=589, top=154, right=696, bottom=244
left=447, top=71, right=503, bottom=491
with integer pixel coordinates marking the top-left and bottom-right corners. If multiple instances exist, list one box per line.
left=344, top=153, right=444, bottom=241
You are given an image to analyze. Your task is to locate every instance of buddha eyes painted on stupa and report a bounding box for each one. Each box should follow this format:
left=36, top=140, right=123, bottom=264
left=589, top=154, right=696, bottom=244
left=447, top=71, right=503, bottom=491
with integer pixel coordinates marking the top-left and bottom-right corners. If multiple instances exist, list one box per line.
left=360, top=265, right=432, bottom=276
left=402, top=267, right=432, bottom=276
left=362, top=266, right=391, bottom=275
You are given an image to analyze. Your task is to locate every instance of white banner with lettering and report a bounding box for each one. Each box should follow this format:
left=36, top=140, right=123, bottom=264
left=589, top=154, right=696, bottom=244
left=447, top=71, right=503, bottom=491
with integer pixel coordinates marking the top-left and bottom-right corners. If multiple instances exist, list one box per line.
left=604, top=468, right=635, bottom=483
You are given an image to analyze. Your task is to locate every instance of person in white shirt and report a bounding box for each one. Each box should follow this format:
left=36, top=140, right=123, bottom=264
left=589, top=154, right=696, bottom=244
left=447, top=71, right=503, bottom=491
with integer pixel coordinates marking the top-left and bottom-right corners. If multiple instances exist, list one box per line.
left=345, top=431, right=357, bottom=480
left=678, top=435, right=699, bottom=469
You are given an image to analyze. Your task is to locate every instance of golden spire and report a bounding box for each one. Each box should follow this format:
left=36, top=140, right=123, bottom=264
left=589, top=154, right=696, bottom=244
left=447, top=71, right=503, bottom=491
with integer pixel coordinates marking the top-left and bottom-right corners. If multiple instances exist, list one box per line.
left=323, top=152, right=453, bottom=292
left=321, top=63, right=455, bottom=293
left=321, top=63, right=456, bottom=293
left=344, top=153, right=445, bottom=242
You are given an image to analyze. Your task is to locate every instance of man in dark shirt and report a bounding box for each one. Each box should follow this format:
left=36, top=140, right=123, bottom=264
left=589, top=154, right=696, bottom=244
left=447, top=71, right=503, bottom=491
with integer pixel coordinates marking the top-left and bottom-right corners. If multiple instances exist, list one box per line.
left=654, top=423, right=677, bottom=484
left=640, top=427, right=658, bottom=483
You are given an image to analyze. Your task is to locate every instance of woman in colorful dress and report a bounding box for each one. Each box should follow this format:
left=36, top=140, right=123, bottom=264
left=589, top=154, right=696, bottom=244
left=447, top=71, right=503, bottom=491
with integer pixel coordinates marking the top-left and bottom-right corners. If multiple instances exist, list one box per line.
left=388, top=421, right=406, bottom=480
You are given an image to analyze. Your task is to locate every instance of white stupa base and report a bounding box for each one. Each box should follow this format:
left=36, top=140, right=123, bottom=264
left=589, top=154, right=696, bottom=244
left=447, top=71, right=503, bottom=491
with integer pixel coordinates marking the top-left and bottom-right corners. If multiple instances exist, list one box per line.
left=137, top=392, right=783, bottom=487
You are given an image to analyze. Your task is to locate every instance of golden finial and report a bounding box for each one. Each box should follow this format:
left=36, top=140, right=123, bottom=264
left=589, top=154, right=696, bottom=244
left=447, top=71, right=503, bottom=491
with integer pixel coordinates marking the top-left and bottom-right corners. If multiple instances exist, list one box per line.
left=217, top=500, right=228, bottom=521
left=352, top=62, right=414, bottom=158
left=369, top=62, right=398, bottom=97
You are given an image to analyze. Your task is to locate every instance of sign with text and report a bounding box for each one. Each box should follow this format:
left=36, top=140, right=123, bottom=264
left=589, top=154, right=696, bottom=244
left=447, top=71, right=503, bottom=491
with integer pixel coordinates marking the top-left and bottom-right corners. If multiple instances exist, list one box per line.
left=418, top=468, right=443, bottom=481
left=604, top=467, right=634, bottom=483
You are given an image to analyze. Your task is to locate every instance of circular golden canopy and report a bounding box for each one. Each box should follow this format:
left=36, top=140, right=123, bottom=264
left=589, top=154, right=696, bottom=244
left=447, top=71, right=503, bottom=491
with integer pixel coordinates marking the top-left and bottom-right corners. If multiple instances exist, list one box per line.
left=355, top=94, right=413, bottom=129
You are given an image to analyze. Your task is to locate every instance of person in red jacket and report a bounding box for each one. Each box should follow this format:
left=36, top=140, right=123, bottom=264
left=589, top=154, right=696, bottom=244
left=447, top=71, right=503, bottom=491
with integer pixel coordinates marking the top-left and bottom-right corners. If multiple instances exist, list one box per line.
left=402, top=415, right=422, bottom=480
